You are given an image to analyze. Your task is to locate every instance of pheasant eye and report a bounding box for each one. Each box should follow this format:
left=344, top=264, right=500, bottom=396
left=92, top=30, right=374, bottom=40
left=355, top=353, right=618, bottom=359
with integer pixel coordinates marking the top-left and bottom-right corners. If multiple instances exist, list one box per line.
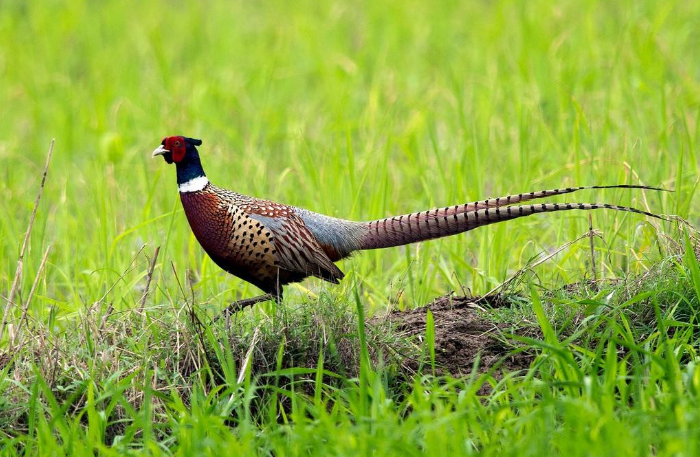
left=174, top=140, right=181, bottom=147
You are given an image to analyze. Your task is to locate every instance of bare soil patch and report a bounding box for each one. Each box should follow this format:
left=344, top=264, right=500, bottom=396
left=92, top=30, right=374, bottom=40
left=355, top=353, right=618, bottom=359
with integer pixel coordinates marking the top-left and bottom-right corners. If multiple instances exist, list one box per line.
left=383, top=294, right=537, bottom=377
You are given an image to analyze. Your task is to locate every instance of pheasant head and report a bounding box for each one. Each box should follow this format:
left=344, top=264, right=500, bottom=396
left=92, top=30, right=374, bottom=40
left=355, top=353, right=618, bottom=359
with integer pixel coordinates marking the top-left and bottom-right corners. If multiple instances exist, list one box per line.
left=152, top=136, right=202, bottom=164
left=152, top=136, right=208, bottom=191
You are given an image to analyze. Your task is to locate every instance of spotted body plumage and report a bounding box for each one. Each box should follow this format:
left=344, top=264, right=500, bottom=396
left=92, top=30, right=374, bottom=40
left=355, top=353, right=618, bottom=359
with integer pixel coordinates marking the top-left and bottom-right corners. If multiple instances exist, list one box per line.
left=153, top=136, right=666, bottom=313
left=180, top=183, right=349, bottom=297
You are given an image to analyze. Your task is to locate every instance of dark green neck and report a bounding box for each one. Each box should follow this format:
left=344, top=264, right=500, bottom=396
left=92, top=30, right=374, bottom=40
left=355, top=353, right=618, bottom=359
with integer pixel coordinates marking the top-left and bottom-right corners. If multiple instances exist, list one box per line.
left=176, top=146, right=207, bottom=185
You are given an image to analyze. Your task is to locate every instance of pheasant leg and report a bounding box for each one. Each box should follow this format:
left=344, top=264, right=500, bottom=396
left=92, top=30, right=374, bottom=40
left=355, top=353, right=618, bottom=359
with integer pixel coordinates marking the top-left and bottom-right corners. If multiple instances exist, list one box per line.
left=216, top=293, right=276, bottom=320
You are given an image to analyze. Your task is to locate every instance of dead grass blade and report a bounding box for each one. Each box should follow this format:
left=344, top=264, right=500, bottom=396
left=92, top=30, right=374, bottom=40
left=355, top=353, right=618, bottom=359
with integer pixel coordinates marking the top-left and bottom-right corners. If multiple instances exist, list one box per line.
left=1, top=139, right=54, bottom=343
left=13, top=245, right=52, bottom=349
left=139, top=246, right=161, bottom=312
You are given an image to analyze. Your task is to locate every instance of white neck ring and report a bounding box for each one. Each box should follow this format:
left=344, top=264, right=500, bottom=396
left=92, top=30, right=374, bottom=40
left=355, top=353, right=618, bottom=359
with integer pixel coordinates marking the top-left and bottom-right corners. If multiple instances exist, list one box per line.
left=178, top=176, right=209, bottom=193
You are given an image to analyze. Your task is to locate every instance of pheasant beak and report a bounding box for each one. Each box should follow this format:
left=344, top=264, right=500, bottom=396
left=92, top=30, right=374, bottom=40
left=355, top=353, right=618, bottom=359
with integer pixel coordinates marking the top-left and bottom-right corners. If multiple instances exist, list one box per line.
left=152, top=145, right=170, bottom=158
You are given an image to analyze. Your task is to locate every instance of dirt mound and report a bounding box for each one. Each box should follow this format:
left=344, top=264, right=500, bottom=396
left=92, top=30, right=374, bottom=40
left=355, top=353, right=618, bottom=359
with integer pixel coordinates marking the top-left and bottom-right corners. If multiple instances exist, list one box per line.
left=384, top=294, right=537, bottom=377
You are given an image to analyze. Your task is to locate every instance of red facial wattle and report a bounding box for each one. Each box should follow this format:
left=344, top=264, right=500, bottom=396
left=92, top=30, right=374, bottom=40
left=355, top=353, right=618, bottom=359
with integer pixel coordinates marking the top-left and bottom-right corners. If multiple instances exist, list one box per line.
left=165, top=136, right=187, bottom=163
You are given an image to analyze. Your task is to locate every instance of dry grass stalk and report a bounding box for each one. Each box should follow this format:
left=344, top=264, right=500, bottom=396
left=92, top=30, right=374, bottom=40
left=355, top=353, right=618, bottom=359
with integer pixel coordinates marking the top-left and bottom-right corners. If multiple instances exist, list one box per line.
left=1, top=139, right=54, bottom=344
left=139, top=246, right=161, bottom=312
left=483, top=228, right=602, bottom=298
left=588, top=213, right=597, bottom=283
left=13, top=245, right=52, bottom=350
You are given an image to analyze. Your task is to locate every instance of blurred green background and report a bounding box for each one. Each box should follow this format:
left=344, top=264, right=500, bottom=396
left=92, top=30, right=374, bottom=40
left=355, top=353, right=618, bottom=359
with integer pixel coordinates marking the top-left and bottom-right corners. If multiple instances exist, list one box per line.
left=0, top=0, right=698, bottom=318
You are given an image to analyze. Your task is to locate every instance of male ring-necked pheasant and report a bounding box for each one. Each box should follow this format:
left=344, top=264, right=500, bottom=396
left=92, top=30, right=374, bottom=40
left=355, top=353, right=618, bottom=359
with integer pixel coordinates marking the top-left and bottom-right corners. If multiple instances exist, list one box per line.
left=153, top=136, right=664, bottom=315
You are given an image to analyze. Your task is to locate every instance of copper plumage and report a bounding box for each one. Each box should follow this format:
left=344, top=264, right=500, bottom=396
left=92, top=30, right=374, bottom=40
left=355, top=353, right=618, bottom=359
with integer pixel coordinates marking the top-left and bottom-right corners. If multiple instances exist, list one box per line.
left=153, top=136, right=666, bottom=313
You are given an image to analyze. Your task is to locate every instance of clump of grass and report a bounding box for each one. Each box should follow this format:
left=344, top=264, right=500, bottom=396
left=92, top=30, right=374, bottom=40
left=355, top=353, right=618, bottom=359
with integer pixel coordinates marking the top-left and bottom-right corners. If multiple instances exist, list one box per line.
left=0, top=287, right=412, bottom=447
left=3, top=241, right=700, bottom=455
left=3, top=229, right=699, bottom=455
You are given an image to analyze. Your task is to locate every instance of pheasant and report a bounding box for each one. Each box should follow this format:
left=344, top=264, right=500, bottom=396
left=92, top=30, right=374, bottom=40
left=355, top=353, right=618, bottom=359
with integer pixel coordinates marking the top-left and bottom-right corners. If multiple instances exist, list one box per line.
left=153, top=136, right=665, bottom=315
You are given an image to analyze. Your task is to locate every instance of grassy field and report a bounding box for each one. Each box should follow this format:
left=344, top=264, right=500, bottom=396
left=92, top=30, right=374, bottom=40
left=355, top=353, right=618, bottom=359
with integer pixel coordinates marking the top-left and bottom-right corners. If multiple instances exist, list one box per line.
left=1, top=0, right=699, bottom=454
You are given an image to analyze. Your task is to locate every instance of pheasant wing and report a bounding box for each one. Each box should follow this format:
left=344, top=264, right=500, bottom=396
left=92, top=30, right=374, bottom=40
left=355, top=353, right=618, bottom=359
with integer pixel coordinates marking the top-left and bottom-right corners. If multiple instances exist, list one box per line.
left=227, top=197, right=344, bottom=284
left=249, top=211, right=344, bottom=283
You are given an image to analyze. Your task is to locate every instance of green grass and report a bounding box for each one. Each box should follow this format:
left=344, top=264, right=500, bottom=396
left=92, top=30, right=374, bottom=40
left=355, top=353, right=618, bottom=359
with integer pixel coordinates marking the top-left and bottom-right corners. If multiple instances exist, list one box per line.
left=0, top=0, right=699, bottom=454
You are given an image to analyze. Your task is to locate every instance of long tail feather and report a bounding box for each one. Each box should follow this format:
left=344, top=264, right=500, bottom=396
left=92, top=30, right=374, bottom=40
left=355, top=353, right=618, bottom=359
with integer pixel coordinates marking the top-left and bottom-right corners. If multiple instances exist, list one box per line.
left=434, top=184, right=667, bottom=218
left=360, top=202, right=665, bottom=250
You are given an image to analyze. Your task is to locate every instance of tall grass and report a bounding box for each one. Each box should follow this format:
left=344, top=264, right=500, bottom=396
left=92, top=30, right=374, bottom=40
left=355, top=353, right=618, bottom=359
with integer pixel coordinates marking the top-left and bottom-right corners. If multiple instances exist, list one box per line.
left=1, top=0, right=696, bottom=313
left=0, top=0, right=699, bottom=454
left=4, top=258, right=700, bottom=455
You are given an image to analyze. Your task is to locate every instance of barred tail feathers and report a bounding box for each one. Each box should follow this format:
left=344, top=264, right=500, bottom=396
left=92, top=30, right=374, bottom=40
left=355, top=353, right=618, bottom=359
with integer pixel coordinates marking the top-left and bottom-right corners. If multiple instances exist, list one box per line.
left=359, top=202, right=664, bottom=250
left=436, top=184, right=666, bottom=218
